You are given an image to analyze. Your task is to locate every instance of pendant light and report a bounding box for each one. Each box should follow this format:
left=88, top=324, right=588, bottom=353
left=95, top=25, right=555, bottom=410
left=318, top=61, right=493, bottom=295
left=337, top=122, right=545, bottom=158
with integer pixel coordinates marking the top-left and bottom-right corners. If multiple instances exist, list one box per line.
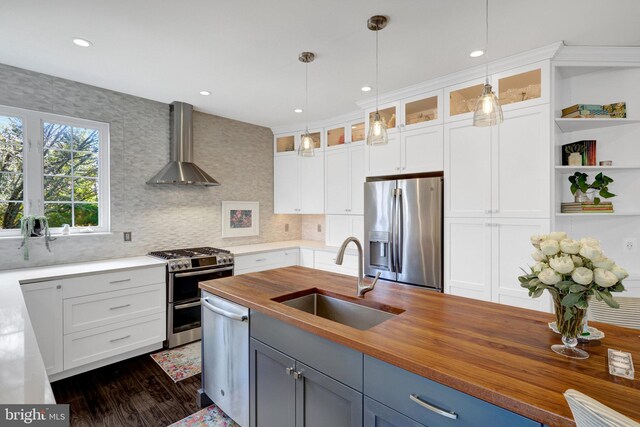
left=473, top=0, right=503, bottom=127
left=298, top=51, right=316, bottom=157
left=366, top=15, right=389, bottom=146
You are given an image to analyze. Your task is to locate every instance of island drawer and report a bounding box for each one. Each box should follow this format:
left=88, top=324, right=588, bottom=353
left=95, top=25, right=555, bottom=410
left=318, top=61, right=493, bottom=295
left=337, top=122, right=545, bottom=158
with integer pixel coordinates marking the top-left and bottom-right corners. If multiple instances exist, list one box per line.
left=251, top=311, right=363, bottom=391
left=64, top=313, right=165, bottom=370
left=63, top=283, right=165, bottom=334
left=364, top=356, right=540, bottom=427
left=62, top=266, right=165, bottom=298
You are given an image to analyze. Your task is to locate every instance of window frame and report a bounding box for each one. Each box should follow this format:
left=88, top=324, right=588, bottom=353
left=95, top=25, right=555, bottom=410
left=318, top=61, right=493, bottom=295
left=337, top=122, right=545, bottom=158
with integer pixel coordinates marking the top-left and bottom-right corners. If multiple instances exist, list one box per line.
left=0, top=104, right=110, bottom=236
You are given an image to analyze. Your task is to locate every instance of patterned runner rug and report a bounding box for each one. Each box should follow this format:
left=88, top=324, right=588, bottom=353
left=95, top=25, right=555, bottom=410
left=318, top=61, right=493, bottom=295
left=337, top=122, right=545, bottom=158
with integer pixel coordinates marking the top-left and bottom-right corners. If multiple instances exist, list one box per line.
left=168, top=404, right=240, bottom=427
left=150, top=341, right=201, bottom=382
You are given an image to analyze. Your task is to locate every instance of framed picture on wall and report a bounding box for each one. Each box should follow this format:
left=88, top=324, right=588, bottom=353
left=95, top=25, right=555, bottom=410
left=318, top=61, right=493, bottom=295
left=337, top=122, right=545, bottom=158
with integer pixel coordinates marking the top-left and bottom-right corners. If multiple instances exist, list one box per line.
left=221, top=201, right=259, bottom=238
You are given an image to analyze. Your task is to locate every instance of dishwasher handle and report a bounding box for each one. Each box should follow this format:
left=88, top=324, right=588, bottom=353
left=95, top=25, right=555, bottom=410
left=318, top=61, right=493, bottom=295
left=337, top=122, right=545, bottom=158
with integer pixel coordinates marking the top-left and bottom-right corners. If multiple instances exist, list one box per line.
left=202, top=297, right=248, bottom=322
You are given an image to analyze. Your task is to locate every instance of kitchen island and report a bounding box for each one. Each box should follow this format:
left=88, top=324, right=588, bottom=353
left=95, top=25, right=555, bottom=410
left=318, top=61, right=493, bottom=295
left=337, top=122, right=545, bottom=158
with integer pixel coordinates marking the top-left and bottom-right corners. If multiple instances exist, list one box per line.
left=199, top=266, right=640, bottom=427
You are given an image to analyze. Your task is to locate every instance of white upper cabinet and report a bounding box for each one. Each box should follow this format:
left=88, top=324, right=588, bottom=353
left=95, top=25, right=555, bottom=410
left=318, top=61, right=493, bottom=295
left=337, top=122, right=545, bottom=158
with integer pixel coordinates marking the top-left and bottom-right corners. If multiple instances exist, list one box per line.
left=325, top=142, right=364, bottom=215
left=366, top=133, right=402, bottom=176
left=492, top=104, right=550, bottom=218
left=274, top=134, right=298, bottom=155
left=401, top=91, right=443, bottom=130
left=444, top=120, right=492, bottom=217
left=364, top=101, right=401, bottom=136
left=401, top=126, right=444, bottom=174
left=274, top=154, right=299, bottom=214
left=298, top=154, right=324, bottom=214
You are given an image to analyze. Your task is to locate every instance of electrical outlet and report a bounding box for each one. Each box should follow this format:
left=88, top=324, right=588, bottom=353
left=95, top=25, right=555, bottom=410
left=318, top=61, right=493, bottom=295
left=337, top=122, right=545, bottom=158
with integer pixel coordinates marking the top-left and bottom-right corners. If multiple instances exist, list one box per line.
left=623, top=237, right=637, bottom=253
left=317, top=224, right=322, bottom=232
left=123, top=232, right=132, bottom=242
left=285, top=224, right=289, bottom=232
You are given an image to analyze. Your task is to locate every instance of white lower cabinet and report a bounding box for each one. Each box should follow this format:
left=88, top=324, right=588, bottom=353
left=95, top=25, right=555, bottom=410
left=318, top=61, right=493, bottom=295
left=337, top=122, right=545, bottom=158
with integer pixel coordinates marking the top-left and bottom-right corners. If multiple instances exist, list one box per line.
left=274, top=153, right=324, bottom=214
left=234, top=249, right=300, bottom=275
left=300, top=248, right=315, bottom=267
left=445, top=217, right=551, bottom=312
left=21, top=280, right=64, bottom=376
left=314, top=250, right=359, bottom=277
left=21, top=264, right=166, bottom=379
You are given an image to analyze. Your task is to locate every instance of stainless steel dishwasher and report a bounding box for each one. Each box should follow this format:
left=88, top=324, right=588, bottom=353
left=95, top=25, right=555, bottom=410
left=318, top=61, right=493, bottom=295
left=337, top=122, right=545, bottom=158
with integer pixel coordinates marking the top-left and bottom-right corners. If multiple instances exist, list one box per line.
left=201, top=290, right=249, bottom=427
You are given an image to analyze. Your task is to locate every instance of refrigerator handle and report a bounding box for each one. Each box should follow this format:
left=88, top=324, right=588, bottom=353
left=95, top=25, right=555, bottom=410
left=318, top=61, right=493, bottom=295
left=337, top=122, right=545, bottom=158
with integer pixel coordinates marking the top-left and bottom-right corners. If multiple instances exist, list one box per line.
left=396, top=188, right=403, bottom=274
left=390, top=189, right=397, bottom=273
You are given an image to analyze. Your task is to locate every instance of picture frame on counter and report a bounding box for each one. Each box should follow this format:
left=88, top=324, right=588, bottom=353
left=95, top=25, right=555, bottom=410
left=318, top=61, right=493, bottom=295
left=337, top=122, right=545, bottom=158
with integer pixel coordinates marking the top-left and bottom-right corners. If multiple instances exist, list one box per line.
left=221, top=201, right=260, bottom=238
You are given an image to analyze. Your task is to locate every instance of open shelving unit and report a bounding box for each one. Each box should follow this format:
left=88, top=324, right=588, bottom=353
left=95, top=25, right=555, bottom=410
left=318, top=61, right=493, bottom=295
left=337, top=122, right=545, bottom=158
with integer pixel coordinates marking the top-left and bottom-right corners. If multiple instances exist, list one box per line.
left=554, top=118, right=640, bottom=132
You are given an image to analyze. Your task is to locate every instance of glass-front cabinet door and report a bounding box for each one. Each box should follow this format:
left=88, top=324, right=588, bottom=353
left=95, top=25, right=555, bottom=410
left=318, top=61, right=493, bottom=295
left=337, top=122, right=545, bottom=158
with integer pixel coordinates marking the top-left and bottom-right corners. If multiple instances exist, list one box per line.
left=349, top=121, right=365, bottom=144
left=275, top=134, right=297, bottom=154
left=326, top=125, right=346, bottom=148
left=299, top=130, right=323, bottom=150
left=445, top=78, right=487, bottom=122
left=365, top=101, right=400, bottom=137
left=494, top=60, right=548, bottom=111
left=401, top=90, right=443, bottom=129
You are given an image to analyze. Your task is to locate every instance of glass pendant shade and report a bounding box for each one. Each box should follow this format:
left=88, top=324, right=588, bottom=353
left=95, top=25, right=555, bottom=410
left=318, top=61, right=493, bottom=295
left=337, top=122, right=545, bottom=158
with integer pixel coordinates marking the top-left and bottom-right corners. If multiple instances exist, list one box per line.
left=366, top=112, right=388, bottom=146
left=298, top=131, right=315, bottom=157
left=473, top=83, right=503, bottom=127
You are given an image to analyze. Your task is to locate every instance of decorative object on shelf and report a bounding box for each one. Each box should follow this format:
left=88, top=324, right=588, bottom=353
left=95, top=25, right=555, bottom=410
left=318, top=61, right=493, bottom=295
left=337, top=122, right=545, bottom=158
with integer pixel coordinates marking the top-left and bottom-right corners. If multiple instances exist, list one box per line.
left=561, top=201, right=614, bottom=213
left=297, top=51, right=316, bottom=157
left=599, top=160, right=613, bottom=166
left=221, top=201, right=259, bottom=238
left=562, top=140, right=596, bottom=166
left=548, top=321, right=605, bottom=342
left=19, top=215, right=55, bottom=260
left=366, top=15, right=389, bottom=146
left=473, top=0, right=503, bottom=127
left=602, top=102, right=627, bottom=118
left=569, top=172, right=615, bottom=205
left=519, top=232, right=627, bottom=359
left=61, top=224, right=70, bottom=235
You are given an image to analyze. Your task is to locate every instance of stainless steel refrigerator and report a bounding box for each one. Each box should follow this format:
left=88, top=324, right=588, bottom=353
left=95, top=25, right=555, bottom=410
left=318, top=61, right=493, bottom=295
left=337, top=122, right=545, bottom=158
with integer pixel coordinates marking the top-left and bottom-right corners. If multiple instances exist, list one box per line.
left=364, top=176, right=443, bottom=290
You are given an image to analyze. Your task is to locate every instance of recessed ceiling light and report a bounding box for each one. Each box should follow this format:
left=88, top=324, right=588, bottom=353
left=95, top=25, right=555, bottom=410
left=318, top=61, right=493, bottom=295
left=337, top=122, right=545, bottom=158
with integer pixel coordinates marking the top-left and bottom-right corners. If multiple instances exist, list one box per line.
left=469, top=49, right=485, bottom=58
left=294, top=108, right=303, bottom=113
left=361, top=86, right=372, bottom=92
left=72, top=38, right=93, bottom=47
left=199, top=90, right=211, bottom=96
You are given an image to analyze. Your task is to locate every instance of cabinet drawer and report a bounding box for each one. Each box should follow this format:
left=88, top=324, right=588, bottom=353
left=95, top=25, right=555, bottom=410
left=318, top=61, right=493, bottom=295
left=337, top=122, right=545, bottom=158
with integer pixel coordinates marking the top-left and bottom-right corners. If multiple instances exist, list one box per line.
left=251, top=311, right=362, bottom=391
left=64, top=283, right=165, bottom=334
left=64, top=313, right=165, bottom=370
left=365, top=397, right=426, bottom=427
left=234, top=250, right=299, bottom=271
left=364, top=356, right=539, bottom=427
left=314, top=250, right=358, bottom=277
left=62, top=266, right=165, bottom=298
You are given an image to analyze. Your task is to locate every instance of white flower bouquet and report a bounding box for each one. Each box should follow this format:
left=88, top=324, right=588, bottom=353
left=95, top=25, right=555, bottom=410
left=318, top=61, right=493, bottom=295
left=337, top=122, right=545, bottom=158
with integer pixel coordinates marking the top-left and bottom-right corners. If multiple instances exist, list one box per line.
left=519, top=232, right=627, bottom=358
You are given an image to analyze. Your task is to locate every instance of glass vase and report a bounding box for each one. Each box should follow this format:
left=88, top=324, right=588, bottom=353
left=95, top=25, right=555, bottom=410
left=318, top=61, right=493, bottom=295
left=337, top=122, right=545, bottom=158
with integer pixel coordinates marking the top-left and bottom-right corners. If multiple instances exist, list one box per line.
left=551, top=293, right=589, bottom=359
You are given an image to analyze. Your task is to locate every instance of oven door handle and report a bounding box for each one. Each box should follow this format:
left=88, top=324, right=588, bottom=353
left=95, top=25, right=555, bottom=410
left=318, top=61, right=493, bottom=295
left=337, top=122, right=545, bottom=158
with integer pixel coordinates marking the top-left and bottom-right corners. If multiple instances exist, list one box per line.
left=174, top=300, right=201, bottom=310
left=202, top=297, right=248, bottom=322
left=174, top=266, right=234, bottom=278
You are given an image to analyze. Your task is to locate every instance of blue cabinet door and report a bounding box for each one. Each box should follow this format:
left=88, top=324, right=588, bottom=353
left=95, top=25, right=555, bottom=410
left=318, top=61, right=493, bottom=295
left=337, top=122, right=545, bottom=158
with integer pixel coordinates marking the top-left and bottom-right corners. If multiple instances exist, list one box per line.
left=250, top=338, right=296, bottom=427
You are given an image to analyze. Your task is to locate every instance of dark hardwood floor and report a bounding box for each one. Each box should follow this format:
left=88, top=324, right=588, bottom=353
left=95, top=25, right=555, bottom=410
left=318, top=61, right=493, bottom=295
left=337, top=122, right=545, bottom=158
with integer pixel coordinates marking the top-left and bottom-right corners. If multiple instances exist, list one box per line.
left=51, top=353, right=201, bottom=427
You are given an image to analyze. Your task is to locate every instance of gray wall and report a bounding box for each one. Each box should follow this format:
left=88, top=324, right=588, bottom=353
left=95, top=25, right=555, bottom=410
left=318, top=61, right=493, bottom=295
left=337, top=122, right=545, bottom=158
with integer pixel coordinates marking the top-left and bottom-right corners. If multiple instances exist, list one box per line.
left=0, top=63, right=301, bottom=270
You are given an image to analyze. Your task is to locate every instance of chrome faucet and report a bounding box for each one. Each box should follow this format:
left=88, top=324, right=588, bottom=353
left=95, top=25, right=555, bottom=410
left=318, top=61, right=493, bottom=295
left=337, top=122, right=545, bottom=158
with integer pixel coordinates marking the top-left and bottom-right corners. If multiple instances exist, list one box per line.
left=335, top=236, right=381, bottom=297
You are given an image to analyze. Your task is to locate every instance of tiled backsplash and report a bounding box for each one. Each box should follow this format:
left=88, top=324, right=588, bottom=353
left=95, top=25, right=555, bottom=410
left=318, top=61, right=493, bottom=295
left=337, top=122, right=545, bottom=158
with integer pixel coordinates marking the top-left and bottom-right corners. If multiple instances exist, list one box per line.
left=0, top=63, right=301, bottom=270
left=301, top=215, right=326, bottom=241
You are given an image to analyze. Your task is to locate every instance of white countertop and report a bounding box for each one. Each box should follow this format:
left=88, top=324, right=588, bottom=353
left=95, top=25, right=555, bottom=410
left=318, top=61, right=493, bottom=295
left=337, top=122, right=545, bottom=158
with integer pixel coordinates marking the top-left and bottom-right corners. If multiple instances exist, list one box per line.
left=222, top=239, right=359, bottom=256
left=0, top=256, right=165, bottom=404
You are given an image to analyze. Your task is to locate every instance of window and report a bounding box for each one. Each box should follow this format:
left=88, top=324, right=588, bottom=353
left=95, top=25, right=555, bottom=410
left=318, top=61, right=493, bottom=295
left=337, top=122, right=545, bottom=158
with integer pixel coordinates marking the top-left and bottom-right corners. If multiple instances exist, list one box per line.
left=0, top=105, right=109, bottom=235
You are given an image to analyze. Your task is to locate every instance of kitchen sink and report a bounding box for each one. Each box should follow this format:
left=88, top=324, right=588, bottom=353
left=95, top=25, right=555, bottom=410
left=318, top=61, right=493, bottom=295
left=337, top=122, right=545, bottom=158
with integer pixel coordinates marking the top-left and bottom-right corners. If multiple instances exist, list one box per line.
left=275, top=289, right=402, bottom=330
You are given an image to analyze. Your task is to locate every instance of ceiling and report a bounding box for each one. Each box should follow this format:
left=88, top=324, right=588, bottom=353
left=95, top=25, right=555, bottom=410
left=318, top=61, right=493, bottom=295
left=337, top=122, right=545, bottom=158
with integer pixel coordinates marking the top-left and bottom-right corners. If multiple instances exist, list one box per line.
left=1, top=0, right=639, bottom=128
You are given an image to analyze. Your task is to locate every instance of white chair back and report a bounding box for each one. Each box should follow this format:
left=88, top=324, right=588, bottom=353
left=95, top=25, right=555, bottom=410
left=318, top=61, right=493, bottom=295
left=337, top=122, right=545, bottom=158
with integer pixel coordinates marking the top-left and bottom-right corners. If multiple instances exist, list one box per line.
left=588, top=297, right=640, bottom=330
left=564, top=389, right=640, bottom=427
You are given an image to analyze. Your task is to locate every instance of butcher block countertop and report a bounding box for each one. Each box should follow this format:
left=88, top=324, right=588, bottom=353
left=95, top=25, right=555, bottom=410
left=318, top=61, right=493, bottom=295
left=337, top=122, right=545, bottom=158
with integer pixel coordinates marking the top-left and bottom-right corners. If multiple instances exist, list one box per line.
left=199, top=266, right=640, bottom=427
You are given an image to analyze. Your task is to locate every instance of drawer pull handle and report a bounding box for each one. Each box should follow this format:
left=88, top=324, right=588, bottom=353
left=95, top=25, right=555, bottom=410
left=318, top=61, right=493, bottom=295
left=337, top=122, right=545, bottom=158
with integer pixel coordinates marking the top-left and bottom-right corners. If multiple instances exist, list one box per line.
left=255, top=258, right=266, bottom=262
left=409, top=394, right=458, bottom=420
left=109, top=278, right=131, bottom=284
left=109, top=304, right=131, bottom=310
left=110, top=335, right=131, bottom=343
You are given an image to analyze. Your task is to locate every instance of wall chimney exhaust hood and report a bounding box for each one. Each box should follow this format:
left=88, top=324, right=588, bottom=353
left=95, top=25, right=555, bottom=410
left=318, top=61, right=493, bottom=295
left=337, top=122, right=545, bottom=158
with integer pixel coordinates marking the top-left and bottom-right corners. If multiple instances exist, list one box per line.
left=146, top=101, right=220, bottom=186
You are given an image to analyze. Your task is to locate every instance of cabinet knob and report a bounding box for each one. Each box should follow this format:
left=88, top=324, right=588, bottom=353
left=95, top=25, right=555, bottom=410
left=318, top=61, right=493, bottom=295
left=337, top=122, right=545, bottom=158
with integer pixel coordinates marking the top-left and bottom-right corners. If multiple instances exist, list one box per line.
left=56, top=284, right=62, bottom=289
left=396, top=167, right=400, bottom=170
left=402, top=167, right=406, bottom=170
left=286, top=367, right=294, bottom=376
left=293, top=371, right=304, bottom=380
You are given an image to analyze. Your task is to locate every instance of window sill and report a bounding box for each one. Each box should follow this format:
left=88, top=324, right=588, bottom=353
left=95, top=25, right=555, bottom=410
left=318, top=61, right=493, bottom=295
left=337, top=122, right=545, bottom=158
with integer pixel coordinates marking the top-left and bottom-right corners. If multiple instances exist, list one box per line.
left=0, top=231, right=113, bottom=240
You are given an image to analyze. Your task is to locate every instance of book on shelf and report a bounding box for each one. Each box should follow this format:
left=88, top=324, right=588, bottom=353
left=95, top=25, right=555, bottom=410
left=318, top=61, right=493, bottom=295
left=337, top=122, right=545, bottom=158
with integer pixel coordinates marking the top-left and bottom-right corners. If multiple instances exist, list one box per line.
left=561, top=104, right=602, bottom=117
left=602, top=102, right=627, bottom=118
left=561, top=201, right=614, bottom=213
left=562, top=140, right=596, bottom=166
left=560, top=102, right=627, bottom=118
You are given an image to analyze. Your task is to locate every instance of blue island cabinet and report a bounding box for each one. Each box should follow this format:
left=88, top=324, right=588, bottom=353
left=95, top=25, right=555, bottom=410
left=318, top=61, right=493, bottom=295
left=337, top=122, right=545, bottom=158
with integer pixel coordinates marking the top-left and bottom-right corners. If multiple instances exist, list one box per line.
left=249, top=311, right=543, bottom=427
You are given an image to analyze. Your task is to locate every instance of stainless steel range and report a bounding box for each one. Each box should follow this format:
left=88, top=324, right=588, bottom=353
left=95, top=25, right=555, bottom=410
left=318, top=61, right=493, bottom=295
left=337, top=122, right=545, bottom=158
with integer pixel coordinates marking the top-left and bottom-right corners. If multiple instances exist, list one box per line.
left=148, top=247, right=234, bottom=348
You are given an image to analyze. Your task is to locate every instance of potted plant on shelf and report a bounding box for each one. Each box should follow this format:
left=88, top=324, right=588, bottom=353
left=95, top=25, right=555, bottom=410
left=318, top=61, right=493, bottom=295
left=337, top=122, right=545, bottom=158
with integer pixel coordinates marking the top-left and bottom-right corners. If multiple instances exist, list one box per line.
left=568, top=172, right=615, bottom=204
left=19, top=215, right=55, bottom=260
left=519, top=232, right=627, bottom=360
